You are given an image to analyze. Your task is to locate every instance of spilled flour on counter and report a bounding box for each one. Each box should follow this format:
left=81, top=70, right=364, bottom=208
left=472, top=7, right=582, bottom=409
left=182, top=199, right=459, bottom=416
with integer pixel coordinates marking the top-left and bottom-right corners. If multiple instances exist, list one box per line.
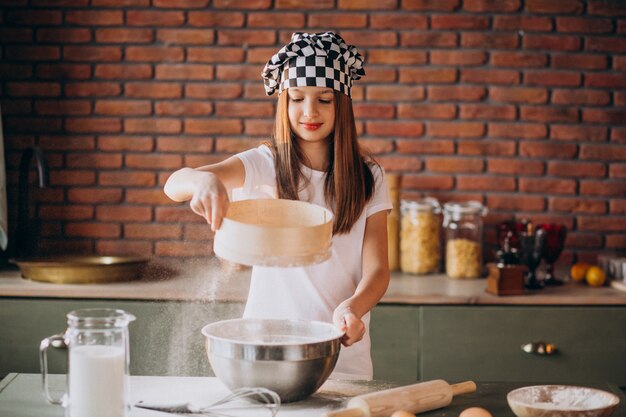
left=512, top=386, right=618, bottom=410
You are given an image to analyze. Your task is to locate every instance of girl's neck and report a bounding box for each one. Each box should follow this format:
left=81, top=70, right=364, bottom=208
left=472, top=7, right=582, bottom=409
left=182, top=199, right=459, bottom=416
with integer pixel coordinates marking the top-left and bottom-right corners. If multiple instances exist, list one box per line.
left=299, top=139, right=329, bottom=172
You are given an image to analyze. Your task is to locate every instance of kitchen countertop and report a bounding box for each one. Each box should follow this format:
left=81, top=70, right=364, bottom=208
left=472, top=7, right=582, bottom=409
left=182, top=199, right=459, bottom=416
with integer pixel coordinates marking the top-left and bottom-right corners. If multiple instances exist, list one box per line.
left=1, top=257, right=625, bottom=305
left=1, top=373, right=624, bottom=417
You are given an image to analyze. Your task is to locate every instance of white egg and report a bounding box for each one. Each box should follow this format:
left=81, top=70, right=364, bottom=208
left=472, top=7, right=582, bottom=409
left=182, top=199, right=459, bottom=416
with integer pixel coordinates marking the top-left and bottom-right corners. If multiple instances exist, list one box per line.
left=391, top=411, right=415, bottom=417
left=459, top=407, right=493, bottom=417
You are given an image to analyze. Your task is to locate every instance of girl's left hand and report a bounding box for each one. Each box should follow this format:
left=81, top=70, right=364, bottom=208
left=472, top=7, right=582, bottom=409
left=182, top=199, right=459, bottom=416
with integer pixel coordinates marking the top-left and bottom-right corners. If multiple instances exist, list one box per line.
left=332, top=306, right=365, bottom=347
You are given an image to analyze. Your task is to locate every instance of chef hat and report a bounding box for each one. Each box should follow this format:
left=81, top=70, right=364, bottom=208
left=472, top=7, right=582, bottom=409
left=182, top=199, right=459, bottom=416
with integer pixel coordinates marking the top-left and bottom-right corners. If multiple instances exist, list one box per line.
left=261, top=31, right=365, bottom=98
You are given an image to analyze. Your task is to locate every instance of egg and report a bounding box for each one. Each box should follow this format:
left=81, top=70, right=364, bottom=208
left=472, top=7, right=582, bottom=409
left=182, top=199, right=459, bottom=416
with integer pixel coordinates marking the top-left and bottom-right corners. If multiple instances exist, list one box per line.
left=459, top=407, right=492, bottom=417
left=391, top=411, right=415, bottom=417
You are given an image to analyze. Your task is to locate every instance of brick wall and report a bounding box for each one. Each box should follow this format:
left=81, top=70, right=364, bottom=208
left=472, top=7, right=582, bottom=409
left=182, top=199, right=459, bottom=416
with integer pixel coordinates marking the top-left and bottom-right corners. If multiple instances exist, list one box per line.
left=1, top=0, right=625, bottom=265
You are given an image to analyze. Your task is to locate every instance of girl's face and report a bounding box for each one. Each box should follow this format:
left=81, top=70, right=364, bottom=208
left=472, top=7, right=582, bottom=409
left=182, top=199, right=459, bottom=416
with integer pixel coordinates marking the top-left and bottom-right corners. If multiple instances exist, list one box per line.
left=286, top=86, right=335, bottom=144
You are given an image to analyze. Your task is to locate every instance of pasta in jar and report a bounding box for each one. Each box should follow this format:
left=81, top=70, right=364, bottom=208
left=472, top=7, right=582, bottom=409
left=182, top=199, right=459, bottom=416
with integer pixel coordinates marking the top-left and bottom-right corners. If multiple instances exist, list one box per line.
left=400, top=198, right=442, bottom=275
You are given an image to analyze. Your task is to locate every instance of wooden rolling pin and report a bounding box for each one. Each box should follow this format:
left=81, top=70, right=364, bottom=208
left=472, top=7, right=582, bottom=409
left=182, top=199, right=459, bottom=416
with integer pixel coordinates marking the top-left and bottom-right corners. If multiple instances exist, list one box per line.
left=323, top=379, right=476, bottom=417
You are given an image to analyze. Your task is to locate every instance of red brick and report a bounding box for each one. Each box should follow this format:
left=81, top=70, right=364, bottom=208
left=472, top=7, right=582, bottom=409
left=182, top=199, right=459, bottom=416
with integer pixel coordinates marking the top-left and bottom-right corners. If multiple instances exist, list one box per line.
left=49, top=170, right=96, bottom=185
left=609, top=163, right=626, bottom=179
left=248, top=12, right=304, bottom=28
left=488, top=158, right=545, bottom=175
left=401, top=32, right=458, bottom=48
left=610, top=200, right=626, bottom=214
left=65, top=10, right=123, bottom=25
left=98, top=136, right=153, bottom=151
left=585, top=73, right=626, bottom=88
left=184, top=119, right=242, bottom=135
left=244, top=120, right=273, bottom=136
left=341, top=31, right=398, bottom=47
left=309, top=13, right=367, bottom=28
left=40, top=205, right=94, bottom=220
left=67, top=153, right=122, bottom=169
left=126, top=189, right=175, bottom=205
left=366, top=86, right=424, bottom=101
left=460, top=69, right=520, bottom=85
left=126, top=46, right=183, bottom=62
left=215, top=138, right=263, bottom=153
left=375, top=155, right=422, bottom=171
left=399, top=68, right=457, bottom=84
left=66, top=118, right=122, bottom=133
left=155, top=241, right=212, bottom=257
left=402, top=0, right=459, bottom=10
left=96, top=240, right=153, bottom=256
left=6, top=10, right=62, bottom=25
left=458, top=140, right=516, bottom=156
left=490, top=87, right=547, bottom=103
left=156, top=137, right=214, bottom=152
left=428, top=122, right=485, bottom=138
left=217, top=29, right=276, bottom=46
left=155, top=101, right=213, bottom=116
left=552, top=53, right=608, bottom=70
left=361, top=67, right=397, bottom=83
left=156, top=29, right=214, bottom=44
left=4, top=117, right=62, bottom=133
left=6, top=82, right=61, bottom=97
left=459, top=104, right=516, bottom=120
left=519, top=178, right=577, bottom=194
left=397, top=139, right=455, bottom=155
left=578, top=216, right=626, bottom=232
left=154, top=0, right=208, bottom=7
left=0, top=27, right=32, bottom=43
left=95, top=28, right=153, bottom=43
left=587, top=36, right=626, bottom=53
left=431, top=15, right=490, bottom=30
left=0, top=64, right=33, bottom=80
left=1, top=100, right=31, bottom=115
left=549, top=197, right=606, bottom=214
left=64, top=46, right=122, bottom=62
left=92, top=0, right=150, bottom=5
left=337, top=0, right=396, bottom=8
left=488, top=123, right=548, bottom=139
left=616, top=92, right=626, bottom=106
left=487, top=195, right=545, bottom=212
left=615, top=56, right=626, bottom=70
left=550, top=125, right=608, bottom=141
left=39, top=135, right=95, bottom=151
left=526, top=71, right=581, bottom=87
left=155, top=206, right=204, bottom=223
left=185, top=83, right=242, bottom=99
left=580, top=144, right=626, bottom=161
left=523, top=34, right=581, bottom=51
left=548, top=161, right=606, bottom=177
left=403, top=174, right=455, bottom=190
left=99, top=171, right=156, bottom=186
left=398, top=104, right=457, bottom=119
left=458, top=176, right=515, bottom=191
left=126, top=10, right=184, bottom=26
left=155, top=64, right=213, bottom=80
left=606, top=234, right=626, bottom=248
left=493, top=15, right=553, bottom=31
left=125, top=154, right=181, bottom=169
left=556, top=17, right=613, bottom=33
left=552, top=89, right=610, bottom=106
left=525, top=0, right=583, bottom=14
left=124, top=223, right=181, bottom=239
left=215, top=64, right=264, bottom=81
left=357, top=139, right=392, bottom=154
left=583, top=109, right=626, bottom=125
left=214, top=102, right=273, bottom=118
left=611, top=128, right=626, bottom=143
left=370, top=13, right=426, bottom=29
left=5, top=46, right=60, bottom=61
left=519, top=142, right=578, bottom=158
left=588, top=0, right=626, bottom=15
left=353, top=103, right=395, bottom=119
left=94, top=100, right=151, bottom=116
left=184, top=224, right=213, bottom=241
left=214, top=0, right=270, bottom=8
left=463, top=0, right=520, bottom=12
left=188, top=11, right=245, bottom=27
left=365, top=121, right=424, bottom=137
left=65, top=82, right=121, bottom=97
left=125, top=82, right=182, bottom=99
left=460, top=32, right=518, bottom=49
left=37, top=64, right=91, bottom=79
left=35, top=99, right=91, bottom=115
left=124, top=118, right=181, bottom=134
left=66, top=222, right=120, bottom=238
left=492, top=51, right=548, bottom=68
left=426, top=157, right=484, bottom=173
left=581, top=181, right=626, bottom=197
left=37, top=28, right=91, bottom=43
left=68, top=188, right=123, bottom=203
left=520, top=106, right=579, bottom=123
left=430, top=50, right=487, bottom=66
left=368, top=50, right=427, bottom=65
left=428, top=86, right=486, bottom=102
left=94, top=64, right=152, bottom=80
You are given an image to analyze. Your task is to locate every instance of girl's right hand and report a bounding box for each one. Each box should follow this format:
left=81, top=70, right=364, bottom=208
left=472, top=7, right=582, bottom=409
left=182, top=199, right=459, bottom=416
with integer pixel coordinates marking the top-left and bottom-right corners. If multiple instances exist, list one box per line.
left=188, top=171, right=230, bottom=232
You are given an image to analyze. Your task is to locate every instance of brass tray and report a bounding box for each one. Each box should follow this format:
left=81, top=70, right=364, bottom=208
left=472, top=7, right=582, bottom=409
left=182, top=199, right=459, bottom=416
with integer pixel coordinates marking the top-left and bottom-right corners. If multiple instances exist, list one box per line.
left=12, top=255, right=150, bottom=284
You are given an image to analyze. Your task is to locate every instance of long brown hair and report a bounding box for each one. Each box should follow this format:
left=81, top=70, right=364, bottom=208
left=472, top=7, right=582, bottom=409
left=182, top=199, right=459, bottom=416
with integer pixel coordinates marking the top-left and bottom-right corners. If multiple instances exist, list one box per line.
left=270, top=90, right=375, bottom=235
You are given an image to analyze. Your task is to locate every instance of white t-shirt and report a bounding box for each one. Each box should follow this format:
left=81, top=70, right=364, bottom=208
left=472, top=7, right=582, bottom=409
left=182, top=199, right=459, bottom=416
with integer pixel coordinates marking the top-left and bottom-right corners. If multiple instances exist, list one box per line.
left=233, top=145, right=392, bottom=380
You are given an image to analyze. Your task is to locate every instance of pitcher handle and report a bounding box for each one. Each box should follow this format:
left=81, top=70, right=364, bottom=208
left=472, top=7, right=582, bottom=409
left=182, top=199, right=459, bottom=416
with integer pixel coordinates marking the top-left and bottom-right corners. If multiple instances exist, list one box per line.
left=39, top=334, right=66, bottom=405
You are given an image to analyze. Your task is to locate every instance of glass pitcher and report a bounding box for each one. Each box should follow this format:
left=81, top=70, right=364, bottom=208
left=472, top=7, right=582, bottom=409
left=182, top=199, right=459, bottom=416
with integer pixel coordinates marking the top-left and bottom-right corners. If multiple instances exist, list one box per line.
left=443, top=201, right=488, bottom=279
left=40, top=308, right=136, bottom=417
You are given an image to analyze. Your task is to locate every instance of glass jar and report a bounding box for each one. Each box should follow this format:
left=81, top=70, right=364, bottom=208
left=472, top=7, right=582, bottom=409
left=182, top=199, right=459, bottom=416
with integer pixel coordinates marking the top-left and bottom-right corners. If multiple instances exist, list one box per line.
left=400, top=198, right=442, bottom=275
left=443, top=201, right=487, bottom=279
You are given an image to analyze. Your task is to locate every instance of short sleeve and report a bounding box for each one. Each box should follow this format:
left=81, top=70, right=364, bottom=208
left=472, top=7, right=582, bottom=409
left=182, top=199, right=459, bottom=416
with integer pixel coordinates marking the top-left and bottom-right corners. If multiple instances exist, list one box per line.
left=233, top=145, right=277, bottom=200
left=365, top=164, right=392, bottom=218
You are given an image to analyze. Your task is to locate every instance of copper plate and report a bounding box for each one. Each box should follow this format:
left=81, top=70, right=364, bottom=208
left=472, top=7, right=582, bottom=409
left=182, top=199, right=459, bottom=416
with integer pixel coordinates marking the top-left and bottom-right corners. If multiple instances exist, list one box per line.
left=12, top=256, right=150, bottom=284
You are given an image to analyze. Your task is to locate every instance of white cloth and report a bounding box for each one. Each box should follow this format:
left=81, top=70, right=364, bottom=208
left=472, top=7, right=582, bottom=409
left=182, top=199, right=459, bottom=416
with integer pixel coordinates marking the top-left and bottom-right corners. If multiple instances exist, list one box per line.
left=0, top=105, right=8, bottom=250
left=233, top=145, right=392, bottom=380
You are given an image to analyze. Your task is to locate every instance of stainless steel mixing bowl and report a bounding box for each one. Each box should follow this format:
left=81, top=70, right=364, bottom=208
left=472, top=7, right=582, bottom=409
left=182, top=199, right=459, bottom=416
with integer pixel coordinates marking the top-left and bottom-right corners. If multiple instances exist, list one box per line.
left=201, top=318, right=342, bottom=402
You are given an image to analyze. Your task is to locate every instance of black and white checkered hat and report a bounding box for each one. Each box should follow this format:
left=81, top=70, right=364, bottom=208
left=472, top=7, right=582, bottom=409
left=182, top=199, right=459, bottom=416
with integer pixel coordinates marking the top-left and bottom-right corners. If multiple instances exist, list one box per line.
left=262, top=32, right=365, bottom=98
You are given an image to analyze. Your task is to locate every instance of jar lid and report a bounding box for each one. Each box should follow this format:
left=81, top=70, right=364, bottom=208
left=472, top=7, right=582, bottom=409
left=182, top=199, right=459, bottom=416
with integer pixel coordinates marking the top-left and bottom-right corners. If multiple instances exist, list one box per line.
left=401, top=197, right=441, bottom=213
left=443, top=201, right=487, bottom=216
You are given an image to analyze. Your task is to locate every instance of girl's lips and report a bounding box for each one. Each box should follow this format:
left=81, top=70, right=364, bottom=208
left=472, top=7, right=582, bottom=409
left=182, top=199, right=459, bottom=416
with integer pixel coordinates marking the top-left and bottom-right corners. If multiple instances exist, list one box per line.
left=302, top=123, right=322, bottom=131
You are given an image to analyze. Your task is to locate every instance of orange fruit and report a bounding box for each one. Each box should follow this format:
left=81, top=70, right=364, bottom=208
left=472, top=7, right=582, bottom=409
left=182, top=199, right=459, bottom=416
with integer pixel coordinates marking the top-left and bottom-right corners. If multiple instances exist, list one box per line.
left=585, top=266, right=606, bottom=287
left=570, top=262, right=591, bottom=282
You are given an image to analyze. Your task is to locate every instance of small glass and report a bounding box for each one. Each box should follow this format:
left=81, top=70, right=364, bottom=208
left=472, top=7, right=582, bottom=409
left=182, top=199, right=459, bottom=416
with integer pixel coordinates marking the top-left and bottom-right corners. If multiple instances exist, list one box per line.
left=400, top=198, right=442, bottom=275
left=40, top=309, right=135, bottom=417
left=537, top=224, right=567, bottom=286
left=443, top=201, right=488, bottom=279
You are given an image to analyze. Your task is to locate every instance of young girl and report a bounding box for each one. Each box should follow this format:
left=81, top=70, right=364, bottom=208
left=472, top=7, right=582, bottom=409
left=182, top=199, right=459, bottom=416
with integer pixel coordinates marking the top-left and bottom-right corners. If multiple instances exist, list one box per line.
left=164, top=32, right=391, bottom=380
